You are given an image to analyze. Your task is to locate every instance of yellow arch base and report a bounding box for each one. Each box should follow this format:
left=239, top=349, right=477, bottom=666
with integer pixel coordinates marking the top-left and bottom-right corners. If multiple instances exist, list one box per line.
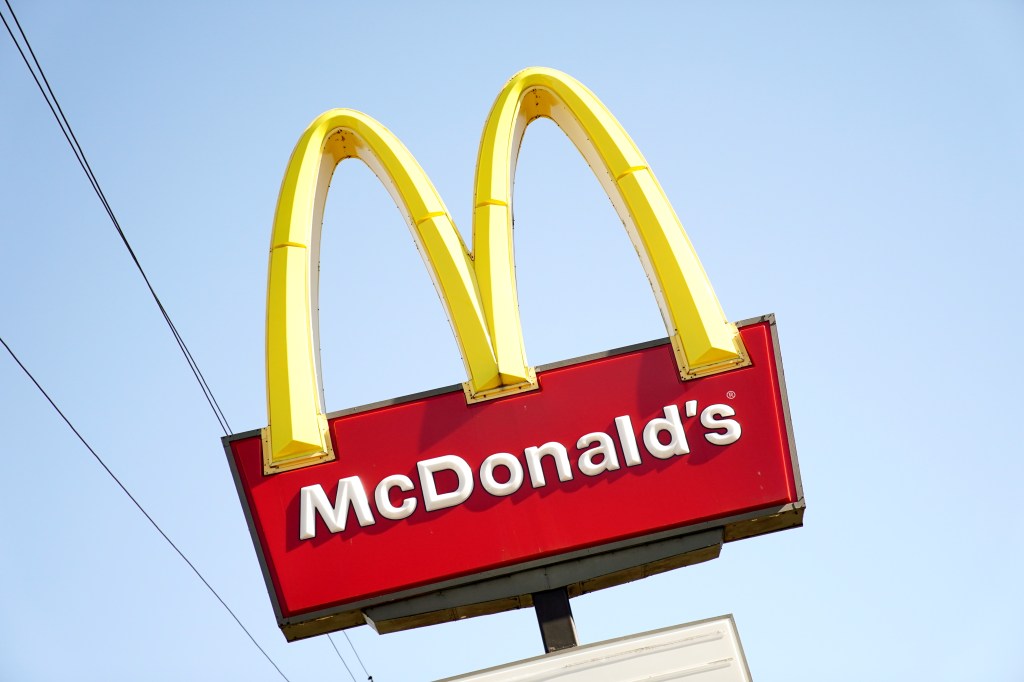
left=262, top=68, right=749, bottom=473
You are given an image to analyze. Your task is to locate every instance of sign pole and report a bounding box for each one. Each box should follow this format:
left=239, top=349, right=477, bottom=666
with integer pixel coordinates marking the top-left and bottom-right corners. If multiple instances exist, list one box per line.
left=532, top=587, right=579, bottom=653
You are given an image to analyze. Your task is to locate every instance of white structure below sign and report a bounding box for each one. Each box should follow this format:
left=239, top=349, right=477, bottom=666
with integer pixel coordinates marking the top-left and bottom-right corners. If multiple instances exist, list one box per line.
left=439, top=615, right=753, bottom=682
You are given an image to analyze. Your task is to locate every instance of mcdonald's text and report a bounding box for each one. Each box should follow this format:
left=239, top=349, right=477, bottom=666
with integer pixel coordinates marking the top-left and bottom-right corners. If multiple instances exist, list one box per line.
left=298, top=402, right=741, bottom=539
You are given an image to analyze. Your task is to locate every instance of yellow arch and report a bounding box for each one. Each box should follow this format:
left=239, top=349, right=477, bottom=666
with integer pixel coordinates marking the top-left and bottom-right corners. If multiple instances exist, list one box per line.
left=263, top=69, right=749, bottom=473
left=263, top=110, right=501, bottom=473
left=473, top=67, right=749, bottom=382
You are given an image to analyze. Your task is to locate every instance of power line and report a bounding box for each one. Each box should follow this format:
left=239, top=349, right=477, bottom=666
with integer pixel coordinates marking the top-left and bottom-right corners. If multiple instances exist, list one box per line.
left=3, top=4, right=376, bottom=680
left=0, top=0, right=231, bottom=436
left=327, top=635, right=359, bottom=682
left=0, top=335, right=290, bottom=682
left=343, top=631, right=374, bottom=681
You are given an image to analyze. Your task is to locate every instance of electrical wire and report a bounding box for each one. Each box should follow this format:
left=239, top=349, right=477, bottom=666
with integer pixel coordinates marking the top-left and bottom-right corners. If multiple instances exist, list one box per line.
left=343, top=631, right=374, bottom=681
left=2, top=4, right=377, bottom=679
left=0, top=335, right=290, bottom=681
left=327, top=635, right=359, bottom=682
left=0, top=0, right=232, bottom=436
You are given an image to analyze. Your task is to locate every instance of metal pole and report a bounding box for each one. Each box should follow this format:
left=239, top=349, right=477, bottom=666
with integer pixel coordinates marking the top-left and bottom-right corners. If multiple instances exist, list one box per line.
left=532, top=587, right=579, bottom=653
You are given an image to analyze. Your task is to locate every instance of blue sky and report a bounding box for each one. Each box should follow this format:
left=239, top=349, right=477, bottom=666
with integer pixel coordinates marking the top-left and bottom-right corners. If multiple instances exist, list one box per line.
left=2, top=1, right=1022, bottom=680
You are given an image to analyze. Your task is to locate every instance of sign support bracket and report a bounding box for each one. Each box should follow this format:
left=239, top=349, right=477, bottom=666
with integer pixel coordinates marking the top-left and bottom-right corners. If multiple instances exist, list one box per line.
left=532, top=587, right=579, bottom=653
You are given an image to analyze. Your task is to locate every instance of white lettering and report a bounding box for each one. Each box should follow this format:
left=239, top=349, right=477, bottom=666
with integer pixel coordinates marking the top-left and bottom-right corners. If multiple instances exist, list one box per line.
left=480, top=452, right=525, bottom=497
left=685, top=400, right=698, bottom=418
left=374, top=474, right=417, bottom=520
left=701, top=404, right=742, bottom=445
left=614, top=415, right=642, bottom=467
left=576, top=431, right=620, bottom=476
left=296, top=401, right=745, bottom=540
left=299, top=477, right=375, bottom=540
left=418, top=454, right=474, bottom=512
left=643, top=405, right=690, bottom=459
left=524, top=442, right=573, bottom=487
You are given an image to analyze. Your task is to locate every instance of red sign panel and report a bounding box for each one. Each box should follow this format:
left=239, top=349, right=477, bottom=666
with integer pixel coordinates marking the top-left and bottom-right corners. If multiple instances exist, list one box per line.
left=225, top=316, right=802, bottom=639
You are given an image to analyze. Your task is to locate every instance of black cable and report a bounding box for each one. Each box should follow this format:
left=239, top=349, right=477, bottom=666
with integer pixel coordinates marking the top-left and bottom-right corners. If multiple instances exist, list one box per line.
left=343, top=631, right=374, bottom=681
left=3, top=6, right=377, bottom=680
left=0, top=335, right=290, bottom=681
left=1, top=0, right=232, bottom=436
left=327, top=635, right=359, bottom=682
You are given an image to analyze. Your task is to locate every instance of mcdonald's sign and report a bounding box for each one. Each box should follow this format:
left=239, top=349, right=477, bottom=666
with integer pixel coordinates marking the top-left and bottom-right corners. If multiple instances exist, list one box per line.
left=224, top=68, right=803, bottom=641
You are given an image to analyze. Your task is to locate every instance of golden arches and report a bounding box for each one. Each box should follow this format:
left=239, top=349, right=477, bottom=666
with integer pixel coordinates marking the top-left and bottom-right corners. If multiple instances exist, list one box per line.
left=262, top=68, right=749, bottom=473
left=264, top=110, right=501, bottom=473
left=473, top=67, right=748, bottom=386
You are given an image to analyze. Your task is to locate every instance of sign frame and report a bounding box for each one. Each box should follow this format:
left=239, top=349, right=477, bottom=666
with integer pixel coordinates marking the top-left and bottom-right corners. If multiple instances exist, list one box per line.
left=223, top=314, right=803, bottom=641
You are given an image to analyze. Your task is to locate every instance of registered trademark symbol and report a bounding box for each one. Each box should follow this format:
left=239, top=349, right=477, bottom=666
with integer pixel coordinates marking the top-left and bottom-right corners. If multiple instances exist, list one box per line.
left=726, top=390, right=736, bottom=399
